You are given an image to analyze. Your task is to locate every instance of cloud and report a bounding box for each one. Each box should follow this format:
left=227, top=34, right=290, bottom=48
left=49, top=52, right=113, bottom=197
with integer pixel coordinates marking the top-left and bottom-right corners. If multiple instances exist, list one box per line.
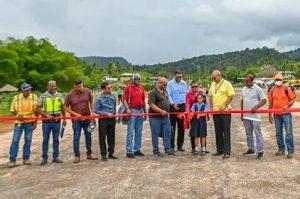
left=0, top=0, right=300, bottom=64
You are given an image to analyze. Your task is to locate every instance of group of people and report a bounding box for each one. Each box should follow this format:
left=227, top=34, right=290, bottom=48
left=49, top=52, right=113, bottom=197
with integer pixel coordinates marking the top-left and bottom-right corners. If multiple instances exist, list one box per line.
left=7, top=70, right=296, bottom=168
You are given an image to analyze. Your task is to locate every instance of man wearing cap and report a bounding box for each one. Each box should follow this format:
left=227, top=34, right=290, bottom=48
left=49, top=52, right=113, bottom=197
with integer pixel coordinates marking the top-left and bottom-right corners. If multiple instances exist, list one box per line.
left=123, top=74, right=147, bottom=158
left=64, top=80, right=98, bottom=163
left=209, top=70, right=235, bottom=159
left=241, top=74, right=267, bottom=159
left=268, top=74, right=295, bottom=159
left=167, top=71, right=189, bottom=151
left=94, top=82, right=118, bottom=161
left=8, top=83, right=39, bottom=168
left=36, top=80, right=66, bottom=166
left=185, top=80, right=205, bottom=154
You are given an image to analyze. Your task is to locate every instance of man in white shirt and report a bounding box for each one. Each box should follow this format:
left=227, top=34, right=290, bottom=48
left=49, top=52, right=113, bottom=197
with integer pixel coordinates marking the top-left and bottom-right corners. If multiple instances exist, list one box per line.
left=241, top=74, right=267, bottom=159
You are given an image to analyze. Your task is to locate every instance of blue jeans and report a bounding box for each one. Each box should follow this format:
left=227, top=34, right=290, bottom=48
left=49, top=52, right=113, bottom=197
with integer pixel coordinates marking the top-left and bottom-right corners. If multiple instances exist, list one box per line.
left=9, top=123, right=33, bottom=162
left=149, top=117, right=172, bottom=154
left=243, top=119, right=263, bottom=153
left=274, top=113, right=294, bottom=153
left=42, top=122, right=61, bottom=160
left=126, top=108, right=144, bottom=154
left=72, top=120, right=93, bottom=157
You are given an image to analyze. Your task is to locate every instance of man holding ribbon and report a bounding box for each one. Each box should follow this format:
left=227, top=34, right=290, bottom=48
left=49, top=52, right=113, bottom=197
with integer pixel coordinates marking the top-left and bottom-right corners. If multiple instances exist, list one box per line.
left=209, top=70, right=235, bottom=159
left=64, top=80, right=98, bottom=163
left=36, top=80, right=66, bottom=166
left=123, top=74, right=147, bottom=158
left=148, top=77, right=173, bottom=156
left=94, top=82, right=118, bottom=161
left=268, top=73, right=295, bottom=159
left=9, top=83, right=38, bottom=168
left=241, top=74, right=267, bottom=159
left=167, top=71, right=189, bottom=152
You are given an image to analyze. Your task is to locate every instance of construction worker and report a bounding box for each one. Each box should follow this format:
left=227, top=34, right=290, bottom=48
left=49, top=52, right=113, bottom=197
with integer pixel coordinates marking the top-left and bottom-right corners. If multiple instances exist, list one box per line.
left=9, top=83, right=39, bottom=168
left=36, top=80, right=66, bottom=166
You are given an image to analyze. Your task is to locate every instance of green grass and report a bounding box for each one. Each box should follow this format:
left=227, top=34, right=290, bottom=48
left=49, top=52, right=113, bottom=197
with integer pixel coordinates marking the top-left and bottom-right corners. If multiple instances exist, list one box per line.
left=0, top=93, right=15, bottom=116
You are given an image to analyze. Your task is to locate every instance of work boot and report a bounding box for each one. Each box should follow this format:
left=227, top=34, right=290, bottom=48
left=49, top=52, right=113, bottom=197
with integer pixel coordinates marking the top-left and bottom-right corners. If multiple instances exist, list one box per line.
left=23, top=159, right=32, bottom=165
left=134, top=151, right=145, bottom=156
left=275, top=150, right=285, bottom=156
left=223, top=154, right=230, bottom=159
left=40, top=159, right=48, bottom=166
left=87, top=153, right=98, bottom=160
left=53, top=159, right=63, bottom=164
left=287, top=153, right=294, bottom=159
left=108, top=154, right=118, bottom=159
left=212, top=152, right=223, bottom=156
left=243, top=149, right=256, bottom=156
left=73, top=157, right=80, bottom=164
left=101, top=155, right=108, bottom=162
left=126, top=154, right=135, bottom=159
left=166, top=150, right=175, bottom=156
left=8, top=161, right=16, bottom=168
left=256, top=152, right=264, bottom=160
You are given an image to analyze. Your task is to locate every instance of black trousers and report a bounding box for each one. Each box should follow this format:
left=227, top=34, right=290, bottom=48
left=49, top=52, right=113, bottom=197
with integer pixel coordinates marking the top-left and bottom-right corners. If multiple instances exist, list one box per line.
left=170, top=104, right=185, bottom=149
left=98, top=118, right=116, bottom=156
left=191, top=137, right=195, bottom=150
left=213, top=114, right=231, bottom=155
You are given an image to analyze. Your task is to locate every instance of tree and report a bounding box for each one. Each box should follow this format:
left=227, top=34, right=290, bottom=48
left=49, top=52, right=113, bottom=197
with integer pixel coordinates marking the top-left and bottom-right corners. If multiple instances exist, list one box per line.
left=244, top=65, right=262, bottom=77
left=0, top=36, right=89, bottom=91
left=224, top=66, right=242, bottom=83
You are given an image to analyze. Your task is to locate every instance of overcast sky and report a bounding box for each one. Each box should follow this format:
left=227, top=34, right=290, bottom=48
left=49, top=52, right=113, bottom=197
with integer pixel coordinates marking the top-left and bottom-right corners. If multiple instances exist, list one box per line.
left=1, top=0, right=300, bottom=64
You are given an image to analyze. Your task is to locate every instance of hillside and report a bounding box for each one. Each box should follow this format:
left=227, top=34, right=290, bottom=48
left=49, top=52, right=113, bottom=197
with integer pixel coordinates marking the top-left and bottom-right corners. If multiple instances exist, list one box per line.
left=80, top=56, right=130, bottom=67
left=134, top=47, right=291, bottom=74
left=285, top=48, right=300, bottom=61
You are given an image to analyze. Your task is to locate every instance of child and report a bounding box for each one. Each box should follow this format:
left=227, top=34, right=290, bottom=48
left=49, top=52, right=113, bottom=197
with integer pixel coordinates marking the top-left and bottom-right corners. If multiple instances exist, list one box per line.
left=190, top=93, right=210, bottom=156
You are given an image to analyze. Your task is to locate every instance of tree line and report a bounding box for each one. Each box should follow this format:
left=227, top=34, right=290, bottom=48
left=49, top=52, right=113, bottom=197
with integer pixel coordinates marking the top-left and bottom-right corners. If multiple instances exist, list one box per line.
left=1, top=36, right=300, bottom=92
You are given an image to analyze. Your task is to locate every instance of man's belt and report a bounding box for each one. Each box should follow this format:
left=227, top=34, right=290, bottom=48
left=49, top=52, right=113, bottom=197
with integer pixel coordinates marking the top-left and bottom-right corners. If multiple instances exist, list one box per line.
left=42, top=114, right=62, bottom=123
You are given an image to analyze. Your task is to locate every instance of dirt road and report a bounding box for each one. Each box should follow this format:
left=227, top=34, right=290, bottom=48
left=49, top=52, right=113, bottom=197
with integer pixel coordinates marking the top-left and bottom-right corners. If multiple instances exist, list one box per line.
left=0, top=91, right=299, bottom=198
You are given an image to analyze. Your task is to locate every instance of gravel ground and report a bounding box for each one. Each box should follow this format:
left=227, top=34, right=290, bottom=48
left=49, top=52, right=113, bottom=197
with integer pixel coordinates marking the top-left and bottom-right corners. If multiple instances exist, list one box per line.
left=0, top=90, right=299, bottom=199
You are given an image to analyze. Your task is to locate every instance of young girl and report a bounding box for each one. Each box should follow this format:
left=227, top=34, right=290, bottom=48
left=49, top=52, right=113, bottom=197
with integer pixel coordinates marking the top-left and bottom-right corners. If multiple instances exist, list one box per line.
left=190, top=93, right=210, bottom=156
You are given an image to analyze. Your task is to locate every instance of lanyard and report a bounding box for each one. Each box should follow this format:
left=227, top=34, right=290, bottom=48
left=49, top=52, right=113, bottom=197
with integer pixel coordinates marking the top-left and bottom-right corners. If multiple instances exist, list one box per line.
left=214, top=80, right=224, bottom=94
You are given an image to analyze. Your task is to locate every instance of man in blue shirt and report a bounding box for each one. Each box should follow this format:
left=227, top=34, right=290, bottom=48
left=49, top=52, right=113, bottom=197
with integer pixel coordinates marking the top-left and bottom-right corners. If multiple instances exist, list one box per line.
left=94, top=82, right=117, bottom=161
left=167, top=71, right=189, bottom=151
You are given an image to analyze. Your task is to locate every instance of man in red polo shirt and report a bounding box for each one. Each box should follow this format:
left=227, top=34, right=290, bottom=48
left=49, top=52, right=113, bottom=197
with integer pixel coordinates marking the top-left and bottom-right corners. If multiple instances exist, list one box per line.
left=64, top=80, right=98, bottom=163
left=185, top=81, right=205, bottom=154
left=123, top=74, right=147, bottom=158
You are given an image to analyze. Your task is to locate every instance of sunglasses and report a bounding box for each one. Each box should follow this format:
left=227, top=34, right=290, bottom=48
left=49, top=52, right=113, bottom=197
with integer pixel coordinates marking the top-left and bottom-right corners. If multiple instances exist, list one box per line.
left=275, top=79, right=282, bottom=82
left=134, top=78, right=141, bottom=81
left=192, top=86, right=198, bottom=88
left=107, top=87, right=112, bottom=89
left=175, top=76, right=182, bottom=79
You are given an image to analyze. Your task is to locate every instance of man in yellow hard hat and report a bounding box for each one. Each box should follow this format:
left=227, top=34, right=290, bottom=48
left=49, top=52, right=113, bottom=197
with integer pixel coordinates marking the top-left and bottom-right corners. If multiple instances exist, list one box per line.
left=9, top=83, right=38, bottom=168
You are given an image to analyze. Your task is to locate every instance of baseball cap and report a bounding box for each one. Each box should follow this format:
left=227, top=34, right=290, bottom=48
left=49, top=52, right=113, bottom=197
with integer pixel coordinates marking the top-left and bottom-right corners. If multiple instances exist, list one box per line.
left=132, top=74, right=141, bottom=80
left=21, top=83, right=32, bottom=91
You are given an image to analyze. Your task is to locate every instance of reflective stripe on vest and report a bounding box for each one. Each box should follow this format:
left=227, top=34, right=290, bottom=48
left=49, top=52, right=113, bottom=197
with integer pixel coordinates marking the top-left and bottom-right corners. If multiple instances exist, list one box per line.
left=43, top=97, right=61, bottom=115
left=16, top=94, right=35, bottom=116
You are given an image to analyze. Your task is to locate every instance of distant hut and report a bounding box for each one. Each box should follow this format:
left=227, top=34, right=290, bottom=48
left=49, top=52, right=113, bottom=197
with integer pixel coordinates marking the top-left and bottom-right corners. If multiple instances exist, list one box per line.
left=0, top=84, right=18, bottom=93
left=148, top=77, right=160, bottom=85
left=120, top=73, right=133, bottom=84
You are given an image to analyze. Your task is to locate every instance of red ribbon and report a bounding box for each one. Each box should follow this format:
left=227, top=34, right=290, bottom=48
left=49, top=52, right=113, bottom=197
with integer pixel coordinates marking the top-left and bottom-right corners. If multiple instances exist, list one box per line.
left=1, top=108, right=300, bottom=121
